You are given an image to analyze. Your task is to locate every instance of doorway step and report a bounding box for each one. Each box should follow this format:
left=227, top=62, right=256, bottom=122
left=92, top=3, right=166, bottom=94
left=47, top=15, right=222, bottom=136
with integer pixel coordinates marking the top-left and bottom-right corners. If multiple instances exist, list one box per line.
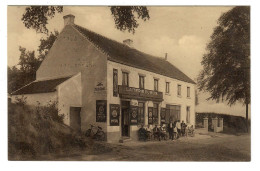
left=119, top=136, right=131, bottom=143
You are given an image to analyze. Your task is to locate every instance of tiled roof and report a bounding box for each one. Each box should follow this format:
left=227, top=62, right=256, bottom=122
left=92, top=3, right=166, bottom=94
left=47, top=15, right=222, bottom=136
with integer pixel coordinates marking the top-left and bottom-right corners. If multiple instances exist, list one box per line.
left=11, top=76, right=71, bottom=95
left=73, top=24, right=195, bottom=84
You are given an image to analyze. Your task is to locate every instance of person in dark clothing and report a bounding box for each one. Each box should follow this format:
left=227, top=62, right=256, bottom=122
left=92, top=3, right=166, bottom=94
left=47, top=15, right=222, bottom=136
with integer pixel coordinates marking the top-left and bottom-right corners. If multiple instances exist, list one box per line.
left=153, top=125, right=161, bottom=141
left=181, top=120, right=187, bottom=136
left=138, top=124, right=147, bottom=141
left=168, top=120, right=174, bottom=140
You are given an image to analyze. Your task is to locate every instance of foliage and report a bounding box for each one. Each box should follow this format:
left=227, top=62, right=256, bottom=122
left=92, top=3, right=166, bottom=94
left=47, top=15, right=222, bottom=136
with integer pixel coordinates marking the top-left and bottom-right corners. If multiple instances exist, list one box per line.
left=8, top=32, right=58, bottom=94
left=36, top=100, right=64, bottom=124
left=22, top=6, right=63, bottom=34
left=8, top=102, right=86, bottom=160
left=22, top=6, right=149, bottom=34
left=38, top=31, right=59, bottom=61
left=195, top=112, right=249, bottom=134
left=110, top=6, right=150, bottom=33
left=197, top=6, right=250, bottom=106
left=8, top=47, right=41, bottom=94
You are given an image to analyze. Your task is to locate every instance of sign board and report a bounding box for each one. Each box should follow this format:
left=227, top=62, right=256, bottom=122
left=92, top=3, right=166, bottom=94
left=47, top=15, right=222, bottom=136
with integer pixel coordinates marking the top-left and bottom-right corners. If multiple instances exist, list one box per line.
left=110, top=104, right=120, bottom=126
left=148, top=107, right=153, bottom=124
left=96, top=100, right=107, bottom=122
left=160, top=108, right=166, bottom=124
left=113, top=69, right=118, bottom=97
left=94, top=82, right=106, bottom=93
left=130, top=106, right=138, bottom=125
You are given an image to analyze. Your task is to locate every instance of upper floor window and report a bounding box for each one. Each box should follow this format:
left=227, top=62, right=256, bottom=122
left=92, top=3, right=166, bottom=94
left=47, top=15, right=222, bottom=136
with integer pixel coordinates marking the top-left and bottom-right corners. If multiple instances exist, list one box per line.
left=187, top=87, right=190, bottom=98
left=139, top=76, right=145, bottom=89
left=166, top=82, right=170, bottom=94
left=178, top=84, right=181, bottom=96
left=154, top=79, right=159, bottom=91
left=122, top=72, right=129, bottom=87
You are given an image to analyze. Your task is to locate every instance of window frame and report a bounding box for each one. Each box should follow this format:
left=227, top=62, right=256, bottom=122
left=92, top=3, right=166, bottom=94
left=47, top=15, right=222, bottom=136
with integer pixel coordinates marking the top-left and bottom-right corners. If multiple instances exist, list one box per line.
left=186, top=106, right=190, bottom=124
left=154, top=79, right=159, bottom=92
left=177, top=84, right=182, bottom=96
left=187, top=86, right=190, bottom=98
left=166, top=82, right=170, bottom=94
left=122, top=72, right=129, bottom=87
left=138, top=102, right=145, bottom=125
left=139, top=75, right=145, bottom=89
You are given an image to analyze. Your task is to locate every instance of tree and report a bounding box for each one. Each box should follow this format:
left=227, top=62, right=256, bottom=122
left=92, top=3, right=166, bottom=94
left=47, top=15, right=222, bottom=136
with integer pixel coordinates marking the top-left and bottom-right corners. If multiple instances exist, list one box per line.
left=8, top=31, right=59, bottom=94
left=22, top=6, right=63, bottom=34
left=22, top=6, right=149, bottom=34
left=197, top=6, right=250, bottom=131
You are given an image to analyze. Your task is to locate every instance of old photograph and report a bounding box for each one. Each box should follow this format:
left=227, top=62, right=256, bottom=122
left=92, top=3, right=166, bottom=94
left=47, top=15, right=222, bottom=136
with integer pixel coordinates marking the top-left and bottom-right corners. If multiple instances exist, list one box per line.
left=7, top=6, right=250, bottom=161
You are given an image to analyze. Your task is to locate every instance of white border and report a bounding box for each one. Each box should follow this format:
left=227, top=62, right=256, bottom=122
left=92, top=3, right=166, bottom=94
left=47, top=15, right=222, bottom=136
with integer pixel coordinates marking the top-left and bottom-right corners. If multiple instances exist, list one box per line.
left=1, top=0, right=260, bottom=171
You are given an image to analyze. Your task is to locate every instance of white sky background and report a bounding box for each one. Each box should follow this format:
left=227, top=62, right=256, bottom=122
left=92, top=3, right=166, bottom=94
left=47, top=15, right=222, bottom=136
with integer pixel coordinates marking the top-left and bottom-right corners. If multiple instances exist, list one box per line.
left=7, top=6, right=250, bottom=117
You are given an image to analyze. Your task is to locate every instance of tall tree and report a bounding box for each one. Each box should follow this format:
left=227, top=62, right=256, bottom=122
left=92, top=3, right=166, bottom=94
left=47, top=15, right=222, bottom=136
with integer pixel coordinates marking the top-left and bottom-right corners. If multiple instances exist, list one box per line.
left=22, top=6, right=149, bottom=34
left=197, top=6, right=250, bottom=131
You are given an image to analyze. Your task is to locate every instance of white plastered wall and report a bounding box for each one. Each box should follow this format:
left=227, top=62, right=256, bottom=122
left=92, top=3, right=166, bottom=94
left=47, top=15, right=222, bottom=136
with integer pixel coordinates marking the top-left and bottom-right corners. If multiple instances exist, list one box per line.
left=57, top=73, right=82, bottom=126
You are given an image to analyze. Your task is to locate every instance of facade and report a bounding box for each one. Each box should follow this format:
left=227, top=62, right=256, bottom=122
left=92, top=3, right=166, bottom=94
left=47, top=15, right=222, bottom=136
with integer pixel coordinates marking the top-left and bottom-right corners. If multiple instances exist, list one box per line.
left=11, top=14, right=196, bottom=142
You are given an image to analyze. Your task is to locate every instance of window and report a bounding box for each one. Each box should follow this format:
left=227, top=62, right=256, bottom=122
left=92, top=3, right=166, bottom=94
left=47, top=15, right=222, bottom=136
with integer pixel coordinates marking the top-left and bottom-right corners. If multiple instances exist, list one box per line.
left=154, top=79, right=159, bottom=91
left=178, top=84, right=181, bottom=96
left=187, top=87, right=190, bottom=98
left=139, top=76, right=145, bottom=89
left=122, top=72, right=129, bottom=87
left=153, top=103, right=159, bottom=124
left=186, top=106, right=190, bottom=123
left=166, top=82, right=170, bottom=93
left=166, top=105, right=181, bottom=122
left=138, top=102, right=145, bottom=124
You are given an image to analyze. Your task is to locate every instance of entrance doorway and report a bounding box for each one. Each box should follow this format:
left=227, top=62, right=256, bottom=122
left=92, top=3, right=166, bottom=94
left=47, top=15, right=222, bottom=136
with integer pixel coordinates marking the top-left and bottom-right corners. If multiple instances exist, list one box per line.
left=121, top=101, right=130, bottom=137
left=70, top=107, right=81, bottom=132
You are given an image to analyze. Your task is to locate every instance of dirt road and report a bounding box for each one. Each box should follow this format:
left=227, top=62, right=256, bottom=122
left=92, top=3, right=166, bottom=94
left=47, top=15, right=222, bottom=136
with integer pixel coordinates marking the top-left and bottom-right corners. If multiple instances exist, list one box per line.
left=54, top=133, right=250, bottom=161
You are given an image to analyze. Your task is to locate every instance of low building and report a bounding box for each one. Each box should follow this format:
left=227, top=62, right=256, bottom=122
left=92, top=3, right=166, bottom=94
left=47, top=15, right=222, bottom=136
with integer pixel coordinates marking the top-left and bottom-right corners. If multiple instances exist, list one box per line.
left=11, top=14, right=196, bottom=142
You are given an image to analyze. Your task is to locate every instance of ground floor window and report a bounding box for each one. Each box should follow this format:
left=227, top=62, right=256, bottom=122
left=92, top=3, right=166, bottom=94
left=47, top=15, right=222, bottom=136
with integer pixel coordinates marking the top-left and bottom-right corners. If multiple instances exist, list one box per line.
left=153, top=103, right=159, bottom=124
left=186, top=106, right=190, bottom=123
left=166, top=105, right=181, bottom=122
left=138, top=102, right=145, bottom=124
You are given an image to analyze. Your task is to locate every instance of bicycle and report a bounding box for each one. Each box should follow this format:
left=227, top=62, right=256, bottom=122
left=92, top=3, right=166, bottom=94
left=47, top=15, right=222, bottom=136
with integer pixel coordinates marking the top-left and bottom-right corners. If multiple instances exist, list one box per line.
left=85, top=124, right=106, bottom=141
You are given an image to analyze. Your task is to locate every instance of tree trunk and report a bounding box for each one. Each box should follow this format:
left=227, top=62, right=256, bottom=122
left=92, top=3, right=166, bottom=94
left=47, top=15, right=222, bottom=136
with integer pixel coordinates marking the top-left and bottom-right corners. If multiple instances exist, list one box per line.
left=246, top=103, right=249, bottom=133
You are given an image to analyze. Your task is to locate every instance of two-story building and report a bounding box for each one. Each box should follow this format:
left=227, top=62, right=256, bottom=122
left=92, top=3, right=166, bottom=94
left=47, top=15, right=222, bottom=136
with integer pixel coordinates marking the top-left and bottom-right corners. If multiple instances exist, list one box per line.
left=11, top=14, right=196, bottom=142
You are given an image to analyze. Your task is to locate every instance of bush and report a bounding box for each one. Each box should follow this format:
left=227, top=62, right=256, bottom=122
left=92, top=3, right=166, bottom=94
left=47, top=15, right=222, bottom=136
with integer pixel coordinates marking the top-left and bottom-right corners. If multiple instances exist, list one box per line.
left=8, top=102, right=87, bottom=160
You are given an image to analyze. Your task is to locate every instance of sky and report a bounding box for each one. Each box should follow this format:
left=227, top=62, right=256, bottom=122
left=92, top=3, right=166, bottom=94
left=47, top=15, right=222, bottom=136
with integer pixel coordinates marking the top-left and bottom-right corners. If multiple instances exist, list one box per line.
left=7, top=6, right=250, bottom=117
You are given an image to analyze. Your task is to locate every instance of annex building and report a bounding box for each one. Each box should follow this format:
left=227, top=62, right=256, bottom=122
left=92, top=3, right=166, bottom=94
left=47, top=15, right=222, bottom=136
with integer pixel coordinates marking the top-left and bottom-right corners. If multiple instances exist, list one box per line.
left=11, top=14, right=196, bottom=142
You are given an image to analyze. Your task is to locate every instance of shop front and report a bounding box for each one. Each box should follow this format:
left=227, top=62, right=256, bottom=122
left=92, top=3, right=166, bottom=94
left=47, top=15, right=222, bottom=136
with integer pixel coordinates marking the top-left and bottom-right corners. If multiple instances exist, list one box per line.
left=118, top=85, right=163, bottom=140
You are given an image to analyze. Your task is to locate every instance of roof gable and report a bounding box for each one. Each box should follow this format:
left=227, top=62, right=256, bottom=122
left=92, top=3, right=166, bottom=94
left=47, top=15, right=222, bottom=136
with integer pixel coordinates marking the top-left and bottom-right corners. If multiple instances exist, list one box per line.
left=73, top=24, right=195, bottom=84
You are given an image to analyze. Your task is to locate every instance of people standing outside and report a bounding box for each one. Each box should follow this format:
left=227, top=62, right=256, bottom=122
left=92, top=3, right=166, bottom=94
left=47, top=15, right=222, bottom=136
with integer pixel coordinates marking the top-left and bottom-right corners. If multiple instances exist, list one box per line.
left=146, top=124, right=153, bottom=140
left=173, top=121, right=178, bottom=140
left=168, top=120, right=174, bottom=140
left=176, top=120, right=181, bottom=138
left=181, top=120, right=187, bottom=137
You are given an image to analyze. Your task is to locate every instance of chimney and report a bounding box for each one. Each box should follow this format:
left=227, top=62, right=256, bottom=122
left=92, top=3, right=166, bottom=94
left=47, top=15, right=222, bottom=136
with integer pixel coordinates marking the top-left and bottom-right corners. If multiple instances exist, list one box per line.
left=123, top=39, right=133, bottom=48
left=165, top=53, right=168, bottom=61
left=63, top=14, right=75, bottom=26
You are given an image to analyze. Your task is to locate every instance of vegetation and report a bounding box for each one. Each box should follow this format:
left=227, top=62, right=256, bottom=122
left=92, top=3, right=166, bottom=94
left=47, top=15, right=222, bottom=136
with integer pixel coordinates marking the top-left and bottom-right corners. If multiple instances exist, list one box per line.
left=196, top=112, right=249, bottom=134
left=197, top=7, right=250, bottom=131
left=8, top=31, right=59, bottom=94
left=8, top=98, right=86, bottom=160
left=22, top=6, right=150, bottom=34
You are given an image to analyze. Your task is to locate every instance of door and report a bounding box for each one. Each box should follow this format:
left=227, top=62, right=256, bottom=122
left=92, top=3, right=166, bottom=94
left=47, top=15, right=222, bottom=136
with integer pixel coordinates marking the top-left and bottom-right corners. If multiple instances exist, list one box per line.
left=121, top=101, right=130, bottom=137
left=70, top=107, right=81, bottom=132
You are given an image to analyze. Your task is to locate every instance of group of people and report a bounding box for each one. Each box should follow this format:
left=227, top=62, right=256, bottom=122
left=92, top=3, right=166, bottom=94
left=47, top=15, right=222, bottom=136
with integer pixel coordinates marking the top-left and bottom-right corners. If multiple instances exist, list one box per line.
left=168, top=120, right=187, bottom=140
left=138, top=120, right=194, bottom=141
